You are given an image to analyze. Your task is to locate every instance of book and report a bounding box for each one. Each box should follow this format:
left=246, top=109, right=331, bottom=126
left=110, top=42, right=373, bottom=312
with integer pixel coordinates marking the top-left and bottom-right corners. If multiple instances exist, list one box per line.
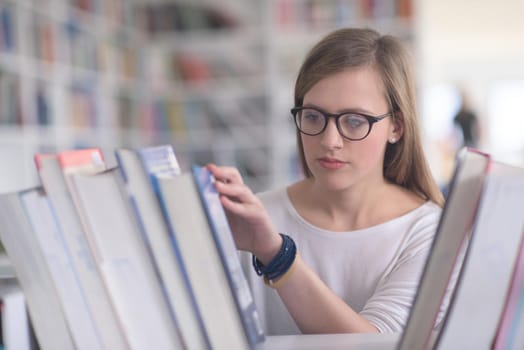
left=156, top=171, right=250, bottom=349
left=192, top=165, right=265, bottom=345
left=493, top=230, right=524, bottom=350
left=0, top=280, right=32, bottom=350
left=397, top=148, right=491, bottom=350
left=115, top=146, right=210, bottom=350
left=0, top=188, right=75, bottom=350
left=69, top=167, right=185, bottom=349
left=35, top=150, right=129, bottom=349
left=435, top=162, right=524, bottom=349
left=137, top=144, right=181, bottom=178
left=20, top=188, right=102, bottom=349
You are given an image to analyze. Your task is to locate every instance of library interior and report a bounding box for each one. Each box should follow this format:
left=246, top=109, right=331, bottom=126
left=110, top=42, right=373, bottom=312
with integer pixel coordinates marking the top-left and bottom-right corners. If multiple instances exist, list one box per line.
left=0, top=0, right=522, bottom=194
left=1, top=0, right=524, bottom=349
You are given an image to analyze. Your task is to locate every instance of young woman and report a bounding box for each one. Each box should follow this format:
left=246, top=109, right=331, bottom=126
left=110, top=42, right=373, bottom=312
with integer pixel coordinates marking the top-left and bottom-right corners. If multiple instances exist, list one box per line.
left=208, top=28, right=444, bottom=335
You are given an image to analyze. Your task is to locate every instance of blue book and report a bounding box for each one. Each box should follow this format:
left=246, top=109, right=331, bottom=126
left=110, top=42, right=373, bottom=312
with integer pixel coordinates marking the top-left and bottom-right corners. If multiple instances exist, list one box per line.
left=192, top=165, right=265, bottom=346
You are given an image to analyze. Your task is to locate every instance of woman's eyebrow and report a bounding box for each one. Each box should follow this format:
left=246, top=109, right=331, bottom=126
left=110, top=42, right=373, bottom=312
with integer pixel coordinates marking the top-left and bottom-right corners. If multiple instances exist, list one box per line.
left=302, top=103, right=376, bottom=115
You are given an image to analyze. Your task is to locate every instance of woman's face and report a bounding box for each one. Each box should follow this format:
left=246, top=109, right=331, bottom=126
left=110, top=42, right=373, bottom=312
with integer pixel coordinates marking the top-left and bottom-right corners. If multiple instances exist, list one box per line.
left=301, top=66, right=401, bottom=192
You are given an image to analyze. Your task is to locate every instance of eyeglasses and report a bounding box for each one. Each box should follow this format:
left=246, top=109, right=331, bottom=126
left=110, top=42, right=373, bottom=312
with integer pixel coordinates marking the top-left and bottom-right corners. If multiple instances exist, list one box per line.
left=291, top=106, right=392, bottom=141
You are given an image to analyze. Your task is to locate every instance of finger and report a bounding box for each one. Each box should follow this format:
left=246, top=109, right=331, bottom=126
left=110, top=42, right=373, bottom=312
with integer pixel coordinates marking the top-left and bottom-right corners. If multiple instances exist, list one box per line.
left=214, top=181, right=254, bottom=204
left=207, top=164, right=244, bottom=185
left=219, top=194, right=252, bottom=216
left=218, top=167, right=243, bottom=185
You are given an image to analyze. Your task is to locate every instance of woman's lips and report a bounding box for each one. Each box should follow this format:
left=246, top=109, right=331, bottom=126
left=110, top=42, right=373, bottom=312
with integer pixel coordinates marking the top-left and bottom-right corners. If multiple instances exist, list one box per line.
left=317, top=157, right=346, bottom=170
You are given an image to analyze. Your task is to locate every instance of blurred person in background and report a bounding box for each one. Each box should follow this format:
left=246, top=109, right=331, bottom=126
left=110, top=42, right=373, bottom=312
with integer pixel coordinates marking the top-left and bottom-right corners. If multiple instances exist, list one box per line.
left=453, top=88, right=480, bottom=149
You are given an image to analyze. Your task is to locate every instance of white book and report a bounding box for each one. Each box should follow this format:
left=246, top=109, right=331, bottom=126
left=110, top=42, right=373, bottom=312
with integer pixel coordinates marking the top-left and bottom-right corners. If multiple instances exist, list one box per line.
left=36, top=152, right=128, bottom=350
left=157, top=173, right=249, bottom=349
left=435, top=162, right=524, bottom=349
left=70, top=168, right=185, bottom=350
left=116, top=147, right=209, bottom=350
left=398, top=148, right=491, bottom=350
left=20, top=188, right=102, bottom=349
left=1, top=280, right=32, bottom=350
left=0, top=188, right=75, bottom=350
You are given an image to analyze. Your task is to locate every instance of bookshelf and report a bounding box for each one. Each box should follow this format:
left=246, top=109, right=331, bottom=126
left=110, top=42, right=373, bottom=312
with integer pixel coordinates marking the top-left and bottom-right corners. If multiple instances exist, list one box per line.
left=0, top=0, right=416, bottom=193
left=136, top=0, right=272, bottom=191
left=135, top=0, right=416, bottom=192
left=0, top=0, right=147, bottom=192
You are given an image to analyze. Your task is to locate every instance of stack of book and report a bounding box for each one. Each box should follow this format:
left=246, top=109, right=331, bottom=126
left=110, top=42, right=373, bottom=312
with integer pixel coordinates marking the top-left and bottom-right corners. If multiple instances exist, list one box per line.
left=0, top=145, right=265, bottom=350
left=2, top=145, right=524, bottom=349
left=398, top=148, right=524, bottom=350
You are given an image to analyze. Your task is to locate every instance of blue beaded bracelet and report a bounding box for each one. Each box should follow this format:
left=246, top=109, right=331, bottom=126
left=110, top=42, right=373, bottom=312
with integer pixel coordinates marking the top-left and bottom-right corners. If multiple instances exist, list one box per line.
left=252, top=233, right=297, bottom=281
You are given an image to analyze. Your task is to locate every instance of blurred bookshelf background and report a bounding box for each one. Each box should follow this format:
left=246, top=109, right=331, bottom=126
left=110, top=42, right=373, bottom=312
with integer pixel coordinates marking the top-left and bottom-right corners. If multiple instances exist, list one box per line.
left=1, top=0, right=523, bottom=194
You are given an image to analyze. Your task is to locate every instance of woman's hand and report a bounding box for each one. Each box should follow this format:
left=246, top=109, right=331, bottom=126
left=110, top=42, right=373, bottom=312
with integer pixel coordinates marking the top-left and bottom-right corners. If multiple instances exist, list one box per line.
left=206, top=164, right=282, bottom=263
left=208, top=164, right=380, bottom=334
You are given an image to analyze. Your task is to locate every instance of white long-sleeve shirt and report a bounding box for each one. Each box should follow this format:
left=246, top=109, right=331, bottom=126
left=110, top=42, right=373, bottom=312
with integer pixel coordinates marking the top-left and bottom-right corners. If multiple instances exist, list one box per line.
left=244, top=187, right=442, bottom=335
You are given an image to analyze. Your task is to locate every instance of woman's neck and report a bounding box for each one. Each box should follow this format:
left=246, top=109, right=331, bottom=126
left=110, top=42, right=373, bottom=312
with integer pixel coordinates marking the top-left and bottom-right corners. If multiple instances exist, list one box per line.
left=288, top=177, right=395, bottom=232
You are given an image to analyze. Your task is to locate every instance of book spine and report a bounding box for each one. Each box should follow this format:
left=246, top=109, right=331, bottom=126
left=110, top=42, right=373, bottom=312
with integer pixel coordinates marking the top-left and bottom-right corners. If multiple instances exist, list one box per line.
left=191, top=166, right=265, bottom=345
left=151, top=174, right=212, bottom=349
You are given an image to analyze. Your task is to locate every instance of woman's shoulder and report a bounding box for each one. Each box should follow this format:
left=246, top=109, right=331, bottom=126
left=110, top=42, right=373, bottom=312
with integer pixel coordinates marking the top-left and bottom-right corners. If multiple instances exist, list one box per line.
left=399, top=201, right=442, bottom=246
left=410, top=201, right=442, bottom=235
left=416, top=200, right=442, bottom=217
left=377, top=201, right=441, bottom=236
left=382, top=183, right=441, bottom=227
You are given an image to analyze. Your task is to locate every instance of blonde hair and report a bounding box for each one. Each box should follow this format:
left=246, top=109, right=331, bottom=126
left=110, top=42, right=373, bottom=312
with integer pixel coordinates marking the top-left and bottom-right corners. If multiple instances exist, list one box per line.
left=294, top=28, right=444, bottom=207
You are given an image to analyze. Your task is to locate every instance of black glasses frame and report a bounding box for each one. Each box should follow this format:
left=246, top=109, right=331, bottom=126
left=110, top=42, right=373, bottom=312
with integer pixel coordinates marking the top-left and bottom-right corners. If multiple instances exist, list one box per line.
left=290, top=106, right=392, bottom=141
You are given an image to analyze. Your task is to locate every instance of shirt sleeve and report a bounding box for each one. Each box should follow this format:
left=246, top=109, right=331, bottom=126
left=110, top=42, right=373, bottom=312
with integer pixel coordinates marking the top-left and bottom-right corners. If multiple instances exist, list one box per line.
left=359, top=212, right=439, bottom=333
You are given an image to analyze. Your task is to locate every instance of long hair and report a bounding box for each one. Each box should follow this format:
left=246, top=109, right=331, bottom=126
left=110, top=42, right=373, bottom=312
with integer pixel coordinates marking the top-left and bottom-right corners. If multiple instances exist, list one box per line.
left=294, top=28, right=444, bottom=206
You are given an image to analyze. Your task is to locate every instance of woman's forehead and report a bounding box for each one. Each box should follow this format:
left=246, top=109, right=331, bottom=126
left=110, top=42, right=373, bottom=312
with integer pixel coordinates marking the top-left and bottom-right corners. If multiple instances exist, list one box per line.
left=303, top=67, right=388, bottom=113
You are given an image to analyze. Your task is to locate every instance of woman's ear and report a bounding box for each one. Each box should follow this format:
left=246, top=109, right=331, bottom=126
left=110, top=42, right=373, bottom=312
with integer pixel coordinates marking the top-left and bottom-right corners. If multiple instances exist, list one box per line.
left=388, top=113, right=403, bottom=144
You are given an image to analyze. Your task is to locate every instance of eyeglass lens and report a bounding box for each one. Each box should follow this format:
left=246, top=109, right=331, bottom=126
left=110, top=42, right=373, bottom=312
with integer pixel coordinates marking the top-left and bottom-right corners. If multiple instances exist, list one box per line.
left=296, top=108, right=370, bottom=140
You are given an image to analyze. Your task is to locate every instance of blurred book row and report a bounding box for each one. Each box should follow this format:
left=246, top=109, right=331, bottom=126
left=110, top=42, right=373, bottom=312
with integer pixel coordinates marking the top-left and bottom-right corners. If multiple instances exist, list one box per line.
left=273, top=0, right=413, bottom=29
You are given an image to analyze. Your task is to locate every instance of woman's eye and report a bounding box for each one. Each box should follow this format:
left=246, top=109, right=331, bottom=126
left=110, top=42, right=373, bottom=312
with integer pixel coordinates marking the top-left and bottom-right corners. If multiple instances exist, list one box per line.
left=303, top=111, right=322, bottom=122
left=345, top=116, right=366, bottom=128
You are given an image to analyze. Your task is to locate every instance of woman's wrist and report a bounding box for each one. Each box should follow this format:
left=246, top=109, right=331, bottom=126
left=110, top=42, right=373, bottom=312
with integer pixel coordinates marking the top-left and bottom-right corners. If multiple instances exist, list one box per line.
left=252, top=233, right=298, bottom=288
left=253, top=233, right=283, bottom=265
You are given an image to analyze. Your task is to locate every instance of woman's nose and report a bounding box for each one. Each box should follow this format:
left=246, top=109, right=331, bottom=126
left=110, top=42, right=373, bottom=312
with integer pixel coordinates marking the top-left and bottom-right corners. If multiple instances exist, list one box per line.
left=320, top=119, right=344, bottom=149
